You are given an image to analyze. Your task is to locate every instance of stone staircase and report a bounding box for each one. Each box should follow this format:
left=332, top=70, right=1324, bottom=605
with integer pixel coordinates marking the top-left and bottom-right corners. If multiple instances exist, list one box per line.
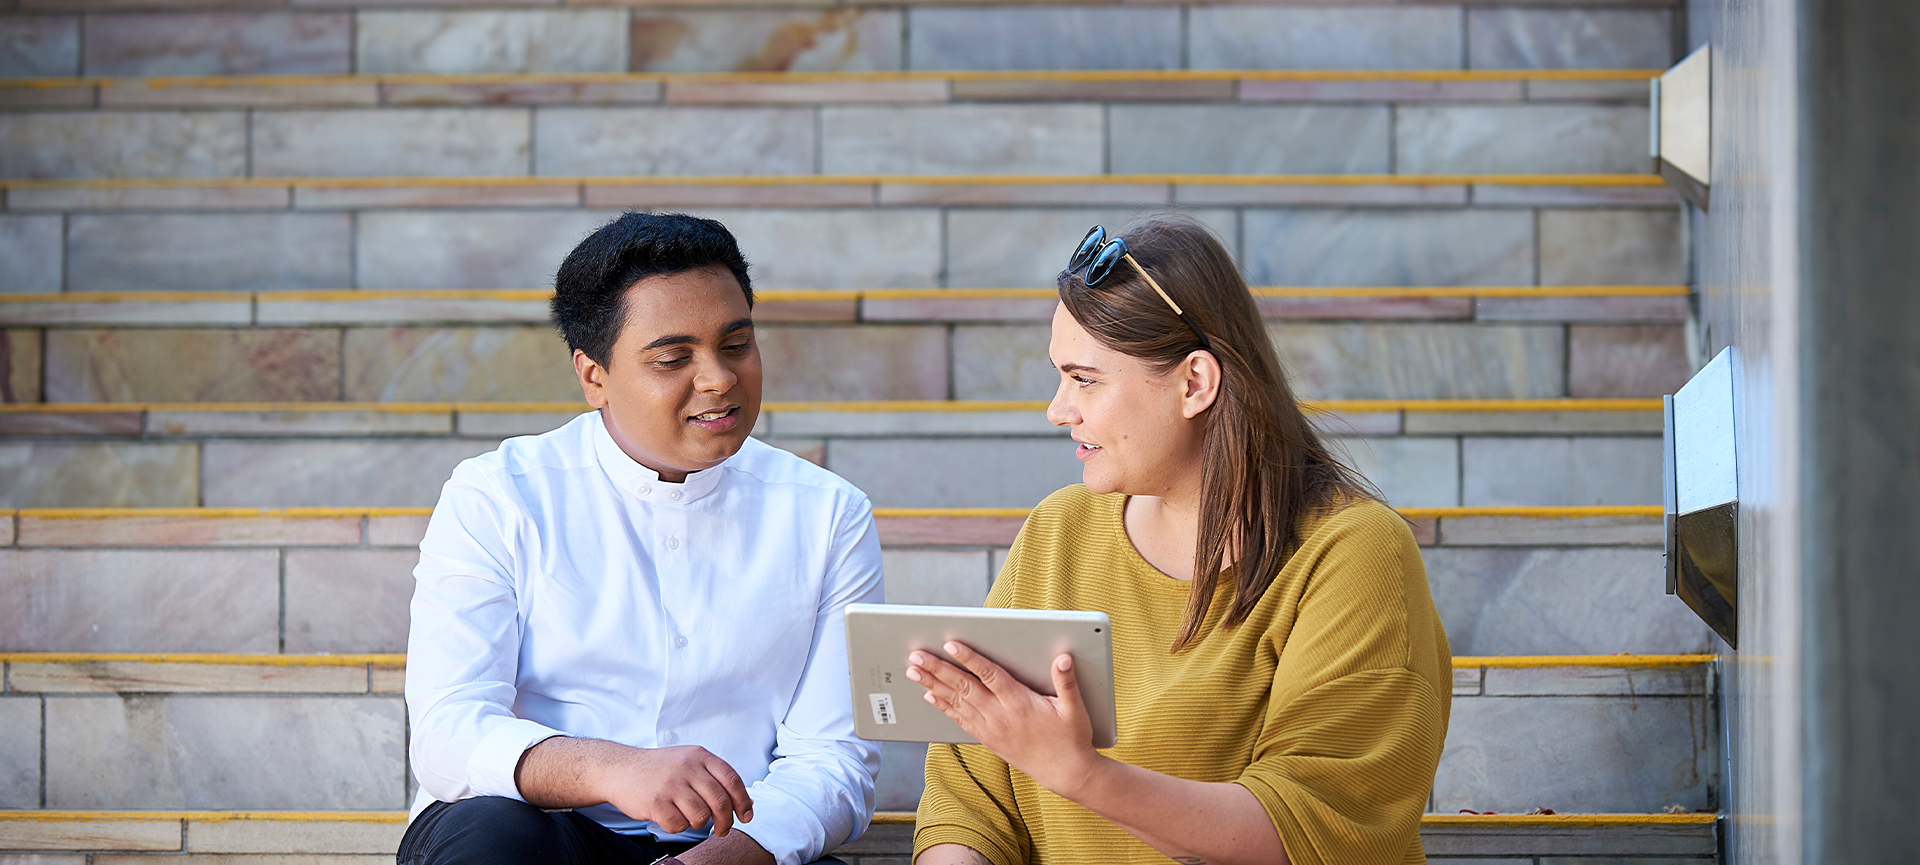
left=0, top=0, right=1720, bottom=860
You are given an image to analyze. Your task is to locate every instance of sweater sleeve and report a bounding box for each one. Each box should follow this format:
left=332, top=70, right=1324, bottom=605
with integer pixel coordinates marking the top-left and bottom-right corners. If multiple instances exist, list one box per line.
left=1233, top=506, right=1451, bottom=865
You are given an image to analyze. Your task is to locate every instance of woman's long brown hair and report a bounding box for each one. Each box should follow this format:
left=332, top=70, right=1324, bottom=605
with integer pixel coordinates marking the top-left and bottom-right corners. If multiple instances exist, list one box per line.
left=1057, top=213, right=1381, bottom=651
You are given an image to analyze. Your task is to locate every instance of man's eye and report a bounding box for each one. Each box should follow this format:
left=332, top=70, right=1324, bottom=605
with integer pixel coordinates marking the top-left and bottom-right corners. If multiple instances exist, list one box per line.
left=722, top=341, right=751, bottom=353
left=654, top=355, right=690, bottom=367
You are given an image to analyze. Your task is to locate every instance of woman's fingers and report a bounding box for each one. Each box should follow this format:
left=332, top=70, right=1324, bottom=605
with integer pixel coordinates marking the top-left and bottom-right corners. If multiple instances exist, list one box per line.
left=1049, top=653, right=1085, bottom=721
left=944, top=641, right=1016, bottom=696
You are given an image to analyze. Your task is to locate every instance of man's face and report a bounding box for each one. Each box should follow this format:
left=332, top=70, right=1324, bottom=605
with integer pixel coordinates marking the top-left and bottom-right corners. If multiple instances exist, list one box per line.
left=573, top=266, right=761, bottom=483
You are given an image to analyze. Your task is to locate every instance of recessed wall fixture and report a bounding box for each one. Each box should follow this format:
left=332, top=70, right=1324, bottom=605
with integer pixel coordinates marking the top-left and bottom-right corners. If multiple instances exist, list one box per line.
left=1664, top=346, right=1738, bottom=648
left=1652, top=43, right=1712, bottom=209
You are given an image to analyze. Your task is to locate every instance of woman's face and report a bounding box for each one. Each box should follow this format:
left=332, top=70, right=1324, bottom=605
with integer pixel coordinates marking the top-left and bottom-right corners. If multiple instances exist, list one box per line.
left=1045, top=302, right=1207, bottom=498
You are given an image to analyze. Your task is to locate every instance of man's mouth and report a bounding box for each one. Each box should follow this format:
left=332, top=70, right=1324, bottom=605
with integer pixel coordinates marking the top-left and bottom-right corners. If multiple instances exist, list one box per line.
left=688, top=406, right=741, bottom=432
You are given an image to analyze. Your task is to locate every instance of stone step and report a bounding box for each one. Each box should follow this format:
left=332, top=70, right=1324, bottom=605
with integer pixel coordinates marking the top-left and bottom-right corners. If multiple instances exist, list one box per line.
left=0, top=810, right=1719, bottom=862
left=0, top=654, right=1720, bottom=817
left=0, top=505, right=1711, bottom=658
left=0, top=400, right=1669, bottom=509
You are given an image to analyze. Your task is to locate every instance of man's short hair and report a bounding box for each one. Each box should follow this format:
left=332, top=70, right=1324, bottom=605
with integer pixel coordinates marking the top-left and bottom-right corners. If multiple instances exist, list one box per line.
left=552, top=211, right=755, bottom=366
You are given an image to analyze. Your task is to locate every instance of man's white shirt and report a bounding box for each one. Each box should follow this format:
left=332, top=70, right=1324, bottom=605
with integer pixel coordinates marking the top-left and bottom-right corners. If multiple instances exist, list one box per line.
left=406, top=411, right=884, bottom=865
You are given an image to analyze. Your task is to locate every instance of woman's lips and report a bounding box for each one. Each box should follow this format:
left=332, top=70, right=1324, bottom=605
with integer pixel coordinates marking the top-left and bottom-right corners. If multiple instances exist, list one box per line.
left=1075, top=441, right=1101, bottom=462
left=688, top=405, right=740, bottom=433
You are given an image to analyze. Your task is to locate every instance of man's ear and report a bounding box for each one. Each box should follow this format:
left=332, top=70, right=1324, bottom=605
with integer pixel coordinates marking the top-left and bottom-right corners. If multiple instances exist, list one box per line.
left=574, top=349, right=610, bottom=409
left=1180, top=350, right=1222, bottom=420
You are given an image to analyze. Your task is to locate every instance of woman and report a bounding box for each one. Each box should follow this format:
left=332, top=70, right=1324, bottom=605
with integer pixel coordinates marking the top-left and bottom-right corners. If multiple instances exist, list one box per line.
left=906, top=215, right=1452, bottom=865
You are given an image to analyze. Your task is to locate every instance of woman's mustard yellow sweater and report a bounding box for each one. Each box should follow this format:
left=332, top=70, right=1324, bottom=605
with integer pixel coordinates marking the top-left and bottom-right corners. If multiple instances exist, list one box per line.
left=914, top=486, right=1451, bottom=865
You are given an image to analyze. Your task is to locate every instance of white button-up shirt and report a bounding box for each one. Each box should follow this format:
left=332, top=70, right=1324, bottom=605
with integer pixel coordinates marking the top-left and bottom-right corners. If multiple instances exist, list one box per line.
left=406, top=411, right=884, bottom=865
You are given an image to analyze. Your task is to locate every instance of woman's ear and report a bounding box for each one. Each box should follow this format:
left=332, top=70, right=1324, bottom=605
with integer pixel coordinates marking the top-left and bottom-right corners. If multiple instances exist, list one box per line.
left=1180, top=350, right=1222, bottom=419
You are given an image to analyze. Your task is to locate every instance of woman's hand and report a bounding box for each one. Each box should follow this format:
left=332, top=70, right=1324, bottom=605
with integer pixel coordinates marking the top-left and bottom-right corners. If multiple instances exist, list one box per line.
left=906, top=641, right=1105, bottom=797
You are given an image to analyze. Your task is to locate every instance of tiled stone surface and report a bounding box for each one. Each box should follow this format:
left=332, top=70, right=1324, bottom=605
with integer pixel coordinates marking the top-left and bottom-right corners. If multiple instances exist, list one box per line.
left=1483, top=665, right=1707, bottom=698
left=827, top=437, right=1082, bottom=509
left=9, top=187, right=290, bottom=211
left=1241, top=210, right=1534, bottom=287
left=45, top=329, right=341, bottom=402
left=770, top=408, right=1058, bottom=438
left=296, top=182, right=579, bottom=209
left=881, top=549, right=990, bottom=607
left=1396, top=105, right=1650, bottom=174
left=1190, top=7, right=1463, bottom=70
left=1270, top=323, right=1565, bottom=400
left=201, top=440, right=499, bottom=507
left=149, top=407, right=452, bottom=437
left=1540, top=209, right=1686, bottom=286
left=1568, top=325, right=1692, bottom=398
left=1472, top=183, right=1682, bottom=208
left=1332, top=436, right=1459, bottom=508
left=757, top=326, right=948, bottom=401
left=354, top=209, right=611, bottom=289
left=4, top=329, right=42, bottom=403
left=1405, top=409, right=1662, bottom=435
left=0, top=825, right=177, bottom=854
left=1423, top=547, right=1711, bottom=655
left=0, top=112, right=245, bottom=179
left=253, top=109, right=530, bottom=177
left=1437, top=696, right=1713, bottom=813
left=44, top=695, right=406, bottom=809
left=633, top=10, right=901, bottom=72
left=949, top=324, right=1051, bottom=401
left=357, top=10, right=627, bottom=74
left=10, top=661, right=368, bottom=694
left=67, top=213, right=351, bottom=292
left=670, top=80, right=941, bottom=105
left=1468, top=8, right=1675, bottom=70
left=102, top=82, right=379, bottom=108
left=0, top=549, right=279, bottom=651
left=1239, top=79, right=1520, bottom=103
left=285, top=549, right=417, bottom=653
left=457, top=408, right=583, bottom=438
left=534, top=107, right=812, bottom=176
left=692, top=208, right=943, bottom=289
left=83, top=13, right=350, bottom=75
left=1110, top=106, right=1389, bottom=174
left=907, top=7, right=1178, bottom=71
left=1474, top=295, right=1689, bottom=324
left=821, top=105, right=1103, bottom=175
left=0, top=443, right=198, bottom=508
left=589, top=182, right=874, bottom=209
left=1527, top=78, right=1655, bottom=102
left=341, top=327, right=576, bottom=402
left=186, top=817, right=408, bottom=854
left=876, top=741, right=926, bottom=813
left=943, top=208, right=1236, bottom=290
left=1461, top=436, right=1663, bottom=506
left=1439, top=514, right=1663, bottom=546
left=368, top=513, right=432, bottom=547
left=0, top=697, right=38, bottom=808
left=0, top=15, right=77, bottom=76
left=951, top=79, right=1230, bottom=103
left=386, top=80, right=660, bottom=106
left=0, top=215, right=62, bottom=293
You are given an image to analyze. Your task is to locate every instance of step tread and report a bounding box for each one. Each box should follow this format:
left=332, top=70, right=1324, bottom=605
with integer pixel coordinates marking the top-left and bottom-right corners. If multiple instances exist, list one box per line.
left=1, top=172, right=1667, bottom=190
left=0, top=809, right=1717, bottom=824
left=0, top=651, right=1718, bottom=669
left=0, top=398, right=1666, bottom=414
left=1, top=69, right=1662, bottom=88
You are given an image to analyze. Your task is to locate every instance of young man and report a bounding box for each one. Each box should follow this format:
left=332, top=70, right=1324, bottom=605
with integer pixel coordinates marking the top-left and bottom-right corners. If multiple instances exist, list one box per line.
left=398, top=213, right=884, bottom=865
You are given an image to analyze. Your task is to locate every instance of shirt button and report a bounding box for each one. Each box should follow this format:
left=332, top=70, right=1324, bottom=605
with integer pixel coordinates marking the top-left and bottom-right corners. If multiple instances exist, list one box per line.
left=662, top=731, right=677, bottom=745
left=668, top=490, right=682, bottom=501
left=638, top=485, right=652, bottom=497
left=676, top=635, right=688, bottom=648
left=666, top=536, right=679, bottom=550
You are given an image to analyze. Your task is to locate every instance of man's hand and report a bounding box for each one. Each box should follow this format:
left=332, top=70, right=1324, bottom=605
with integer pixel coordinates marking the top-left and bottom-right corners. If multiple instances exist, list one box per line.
left=516, top=738, right=755, bottom=836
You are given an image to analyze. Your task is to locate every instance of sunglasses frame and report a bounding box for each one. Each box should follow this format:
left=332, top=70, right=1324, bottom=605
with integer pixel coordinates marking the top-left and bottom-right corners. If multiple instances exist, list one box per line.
left=1067, top=225, right=1214, bottom=352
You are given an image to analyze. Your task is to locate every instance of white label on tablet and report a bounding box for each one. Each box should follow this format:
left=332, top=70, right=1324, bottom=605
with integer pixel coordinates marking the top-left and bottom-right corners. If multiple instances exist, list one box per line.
left=868, top=693, right=897, bottom=725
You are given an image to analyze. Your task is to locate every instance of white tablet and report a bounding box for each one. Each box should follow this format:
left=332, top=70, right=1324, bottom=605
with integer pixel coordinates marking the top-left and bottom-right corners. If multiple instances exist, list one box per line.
left=844, top=603, right=1117, bottom=748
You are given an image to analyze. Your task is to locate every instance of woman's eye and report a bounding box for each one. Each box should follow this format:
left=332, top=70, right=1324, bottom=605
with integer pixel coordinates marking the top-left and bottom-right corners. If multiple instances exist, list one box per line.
left=1071, top=374, right=1094, bottom=386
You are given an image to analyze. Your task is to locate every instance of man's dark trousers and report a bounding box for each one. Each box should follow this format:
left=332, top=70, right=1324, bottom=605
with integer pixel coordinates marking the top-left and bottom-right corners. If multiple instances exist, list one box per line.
left=398, top=797, right=849, bottom=865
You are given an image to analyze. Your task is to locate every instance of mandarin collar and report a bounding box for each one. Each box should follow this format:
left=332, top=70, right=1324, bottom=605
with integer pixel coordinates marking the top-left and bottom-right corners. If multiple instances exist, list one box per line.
left=590, top=410, right=730, bottom=504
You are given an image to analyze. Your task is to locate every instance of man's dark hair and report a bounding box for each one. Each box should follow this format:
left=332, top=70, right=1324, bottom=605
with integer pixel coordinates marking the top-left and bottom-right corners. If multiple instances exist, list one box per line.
left=551, top=211, right=754, bottom=366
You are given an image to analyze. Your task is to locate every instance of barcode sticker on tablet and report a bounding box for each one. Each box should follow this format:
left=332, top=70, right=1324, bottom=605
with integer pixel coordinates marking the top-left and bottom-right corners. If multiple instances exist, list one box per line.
left=869, top=693, right=897, bottom=725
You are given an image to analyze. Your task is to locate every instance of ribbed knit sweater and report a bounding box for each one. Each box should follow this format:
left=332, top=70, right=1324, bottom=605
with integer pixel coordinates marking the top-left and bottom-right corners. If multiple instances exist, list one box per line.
left=914, top=486, right=1451, bottom=865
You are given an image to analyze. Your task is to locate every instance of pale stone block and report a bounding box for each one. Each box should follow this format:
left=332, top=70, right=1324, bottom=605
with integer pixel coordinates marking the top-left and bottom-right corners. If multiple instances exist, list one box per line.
left=1469, top=9, right=1674, bottom=70
left=882, top=549, right=990, bottom=607
left=1460, top=437, right=1663, bottom=506
left=0, top=443, right=198, bottom=508
left=101, top=83, right=379, bottom=108
left=1396, top=105, right=1650, bottom=174
left=860, top=293, right=1055, bottom=323
left=357, top=10, right=627, bottom=74
left=1473, top=295, right=1690, bottom=324
left=253, top=109, right=530, bottom=177
left=1439, top=514, right=1663, bottom=546
left=874, top=515, right=1022, bottom=548
left=1436, top=696, right=1714, bottom=813
left=367, top=514, right=432, bottom=547
left=953, top=80, right=1231, bottom=102
left=949, top=324, right=1050, bottom=401
left=0, top=697, right=37, bottom=808
left=1175, top=183, right=1467, bottom=207
left=0, top=15, right=77, bottom=76
left=0, top=408, right=147, bottom=439
left=149, top=408, right=452, bottom=437
left=186, top=817, right=407, bottom=854
left=384, top=81, right=661, bottom=105
left=943, top=208, right=1236, bottom=290
left=0, top=112, right=245, bottom=179
left=5, top=329, right=41, bottom=403
left=97, top=857, right=395, bottom=864
left=586, top=183, right=875, bottom=208
left=0, top=513, right=14, bottom=546
left=1255, top=296, right=1474, bottom=325
left=1310, top=409, right=1401, bottom=436
left=67, top=213, right=350, bottom=292
left=257, top=292, right=552, bottom=326
left=826, top=437, right=1082, bottom=509
left=457, top=408, right=584, bottom=438
left=1570, top=325, right=1692, bottom=398
left=1541, top=209, right=1686, bottom=286
left=690, top=207, right=943, bottom=289
left=0, top=854, right=87, bottom=865
left=876, top=741, right=926, bottom=812
left=1110, top=106, right=1390, bottom=174
left=45, top=695, right=407, bottom=809
left=671, top=81, right=940, bottom=105
left=1238, top=80, right=1521, bottom=103
left=762, top=437, right=823, bottom=466
left=907, top=7, right=1177, bottom=71
left=1404, top=409, right=1663, bottom=435
left=1329, top=436, right=1459, bottom=508
left=0, top=820, right=178, bottom=852
left=1471, top=183, right=1683, bottom=206
left=284, top=548, right=417, bottom=653
left=16, top=512, right=363, bottom=547
left=45, top=328, right=341, bottom=402
left=634, top=10, right=901, bottom=72
left=1482, top=665, right=1707, bottom=697
left=0, top=549, right=279, bottom=651
left=0, top=296, right=249, bottom=328
left=354, top=209, right=612, bottom=289
left=371, top=664, right=406, bottom=694
left=9, top=661, right=368, bottom=694
left=759, top=325, right=948, bottom=401
left=9, top=187, right=291, bottom=211
left=879, top=183, right=1167, bottom=207
left=1423, top=546, right=1711, bottom=655
left=1526, top=78, right=1655, bottom=102
left=1270, top=323, right=1565, bottom=400
left=1242, top=210, right=1534, bottom=287
left=0, top=215, right=61, bottom=293
left=342, top=327, right=576, bottom=401
left=0, top=87, right=92, bottom=108
left=294, top=184, right=576, bottom=210
left=534, top=107, right=812, bottom=176
left=1451, top=667, right=1481, bottom=697
left=770, top=408, right=1057, bottom=437
left=1190, top=7, right=1463, bottom=70
left=821, top=105, right=1103, bottom=175
left=83, top=13, right=350, bottom=75
left=201, top=440, right=500, bottom=507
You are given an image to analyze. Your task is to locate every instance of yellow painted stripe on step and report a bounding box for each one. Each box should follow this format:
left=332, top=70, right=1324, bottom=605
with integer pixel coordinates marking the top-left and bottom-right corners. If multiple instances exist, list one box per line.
left=17, top=507, right=433, bottom=519
left=0, top=68, right=1661, bottom=90
left=1421, top=813, right=1718, bottom=826
left=257, top=289, right=554, bottom=303
left=0, top=173, right=1667, bottom=191
left=0, top=399, right=1666, bottom=415
left=10, top=505, right=1658, bottom=520
left=1454, top=654, right=1715, bottom=669
left=0, top=285, right=1691, bottom=305
left=1395, top=506, right=1662, bottom=518
left=0, top=809, right=1714, bottom=826
left=0, top=652, right=1708, bottom=670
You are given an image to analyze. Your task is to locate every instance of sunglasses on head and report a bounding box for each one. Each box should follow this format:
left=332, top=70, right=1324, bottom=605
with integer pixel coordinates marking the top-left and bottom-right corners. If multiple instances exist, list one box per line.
left=1067, top=225, right=1213, bottom=352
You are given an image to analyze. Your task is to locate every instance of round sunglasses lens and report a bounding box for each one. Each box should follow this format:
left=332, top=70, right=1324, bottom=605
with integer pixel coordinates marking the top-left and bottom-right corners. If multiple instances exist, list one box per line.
left=1086, top=240, right=1125, bottom=286
left=1069, top=226, right=1106, bottom=272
